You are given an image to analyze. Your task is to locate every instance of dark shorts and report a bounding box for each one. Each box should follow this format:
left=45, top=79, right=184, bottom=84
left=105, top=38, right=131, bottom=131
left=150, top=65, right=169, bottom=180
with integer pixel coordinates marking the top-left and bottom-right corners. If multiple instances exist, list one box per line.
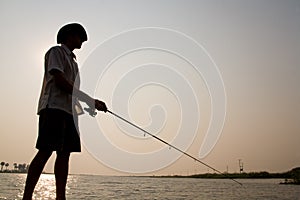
left=36, top=108, right=81, bottom=152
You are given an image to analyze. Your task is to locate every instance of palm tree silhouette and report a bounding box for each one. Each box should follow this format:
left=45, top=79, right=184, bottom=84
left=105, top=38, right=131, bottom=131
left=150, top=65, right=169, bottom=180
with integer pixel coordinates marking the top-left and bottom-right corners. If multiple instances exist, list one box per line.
left=14, top=163, right=18, bottom=171
left=5, top=163, right=9, bottom=171
left=1, top=162, right=5, bottom=171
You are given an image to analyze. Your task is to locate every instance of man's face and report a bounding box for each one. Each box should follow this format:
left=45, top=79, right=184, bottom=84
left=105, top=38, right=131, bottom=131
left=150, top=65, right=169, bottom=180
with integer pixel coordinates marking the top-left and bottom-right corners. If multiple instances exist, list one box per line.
left=71, top=34, right=84, bottom=49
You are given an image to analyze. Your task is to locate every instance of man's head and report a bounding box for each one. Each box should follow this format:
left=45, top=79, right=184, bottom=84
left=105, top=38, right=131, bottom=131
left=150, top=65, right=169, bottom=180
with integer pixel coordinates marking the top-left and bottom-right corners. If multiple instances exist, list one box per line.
left=57, top=23, right=88, bottom=50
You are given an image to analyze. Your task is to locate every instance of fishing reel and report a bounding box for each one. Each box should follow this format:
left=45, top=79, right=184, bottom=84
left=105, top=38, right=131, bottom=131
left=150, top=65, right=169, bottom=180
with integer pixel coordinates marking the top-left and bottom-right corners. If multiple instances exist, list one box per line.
left=84, top=107, right=97, bottom=117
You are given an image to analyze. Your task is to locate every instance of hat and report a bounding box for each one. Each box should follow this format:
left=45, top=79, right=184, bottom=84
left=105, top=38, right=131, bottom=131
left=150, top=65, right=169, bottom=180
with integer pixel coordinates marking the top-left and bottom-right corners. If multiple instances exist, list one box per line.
left=57, top=23, right=88, bottom=44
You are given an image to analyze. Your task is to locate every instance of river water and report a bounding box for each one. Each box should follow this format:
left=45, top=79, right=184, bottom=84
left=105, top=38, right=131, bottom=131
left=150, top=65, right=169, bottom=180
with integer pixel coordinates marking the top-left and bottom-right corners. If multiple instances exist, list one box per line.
left=0, top=173, right=299, bottom=199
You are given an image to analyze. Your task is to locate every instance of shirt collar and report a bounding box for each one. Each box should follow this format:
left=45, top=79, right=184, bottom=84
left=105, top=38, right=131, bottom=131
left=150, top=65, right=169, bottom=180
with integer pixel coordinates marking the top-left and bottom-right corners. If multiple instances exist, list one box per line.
left=61, top=44, right=76, bottom=59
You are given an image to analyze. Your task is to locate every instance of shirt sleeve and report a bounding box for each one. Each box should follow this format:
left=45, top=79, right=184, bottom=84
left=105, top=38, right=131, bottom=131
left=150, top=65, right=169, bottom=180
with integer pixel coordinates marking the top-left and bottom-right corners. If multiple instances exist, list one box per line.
left=46, top=46, right=65, bottom=74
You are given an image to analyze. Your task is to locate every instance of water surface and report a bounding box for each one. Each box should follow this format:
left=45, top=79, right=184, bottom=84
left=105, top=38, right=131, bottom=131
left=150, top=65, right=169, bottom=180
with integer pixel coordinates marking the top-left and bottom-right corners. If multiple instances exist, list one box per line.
left=0, top=173, right=299, bottom=199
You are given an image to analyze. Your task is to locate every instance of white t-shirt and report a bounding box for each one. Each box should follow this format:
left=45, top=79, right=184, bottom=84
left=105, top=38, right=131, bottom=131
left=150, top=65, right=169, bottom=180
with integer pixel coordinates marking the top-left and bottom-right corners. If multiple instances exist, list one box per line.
left=37, top=44, right=82, bottom=115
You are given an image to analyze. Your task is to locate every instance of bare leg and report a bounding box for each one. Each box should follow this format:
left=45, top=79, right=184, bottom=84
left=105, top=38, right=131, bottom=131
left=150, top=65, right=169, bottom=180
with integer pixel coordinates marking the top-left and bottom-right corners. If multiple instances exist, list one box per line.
left=22, top=150, right=52, bottom=200
left=54, top=151, right=70, bottom=200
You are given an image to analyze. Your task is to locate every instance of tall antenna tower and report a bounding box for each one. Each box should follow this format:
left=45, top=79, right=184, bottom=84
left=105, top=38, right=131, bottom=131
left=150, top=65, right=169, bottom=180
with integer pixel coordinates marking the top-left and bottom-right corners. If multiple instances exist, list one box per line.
left=238, top=159, right=244, bottom=173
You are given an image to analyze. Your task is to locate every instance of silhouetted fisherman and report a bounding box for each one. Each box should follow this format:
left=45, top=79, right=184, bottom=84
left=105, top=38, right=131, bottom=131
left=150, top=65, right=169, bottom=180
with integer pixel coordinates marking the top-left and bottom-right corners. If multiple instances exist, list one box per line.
left=23, top=23, right=107, bottom=200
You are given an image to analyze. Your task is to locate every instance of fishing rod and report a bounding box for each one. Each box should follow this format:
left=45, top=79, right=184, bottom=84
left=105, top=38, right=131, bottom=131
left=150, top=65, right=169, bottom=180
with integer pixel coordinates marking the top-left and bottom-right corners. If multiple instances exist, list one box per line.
left=84, top=107, right=243, bottom=186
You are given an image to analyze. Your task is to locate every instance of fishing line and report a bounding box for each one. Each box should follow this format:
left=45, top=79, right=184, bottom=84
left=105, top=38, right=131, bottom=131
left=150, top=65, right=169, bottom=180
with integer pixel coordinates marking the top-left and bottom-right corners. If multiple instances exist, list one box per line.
left=85, top=107, right=243, bottom=186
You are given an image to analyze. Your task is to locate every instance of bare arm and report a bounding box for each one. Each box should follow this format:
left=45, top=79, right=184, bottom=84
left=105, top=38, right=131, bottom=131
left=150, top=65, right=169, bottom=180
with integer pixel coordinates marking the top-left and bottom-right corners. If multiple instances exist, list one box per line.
left=51, top=69, right=107, bottom=112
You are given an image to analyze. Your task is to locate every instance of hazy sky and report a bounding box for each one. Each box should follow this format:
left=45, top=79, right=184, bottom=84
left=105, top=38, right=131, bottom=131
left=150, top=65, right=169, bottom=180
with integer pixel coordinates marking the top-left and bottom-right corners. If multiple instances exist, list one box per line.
left=1, top=0, right=299, bottom=175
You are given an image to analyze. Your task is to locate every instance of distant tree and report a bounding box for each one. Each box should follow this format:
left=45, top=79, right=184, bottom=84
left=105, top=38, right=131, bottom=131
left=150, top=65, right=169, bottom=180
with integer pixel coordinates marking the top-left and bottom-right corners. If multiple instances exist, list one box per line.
left=0, top=162, right=5, bottom=171
left=291, top=167, right=300, bottom=184
left=5, top=163, right=9, bottom=171
left=17, top=163, right=28, bottom=173
left=18, top=164, right=24, bottom=172
left=14, top=163, right=18, bottom=171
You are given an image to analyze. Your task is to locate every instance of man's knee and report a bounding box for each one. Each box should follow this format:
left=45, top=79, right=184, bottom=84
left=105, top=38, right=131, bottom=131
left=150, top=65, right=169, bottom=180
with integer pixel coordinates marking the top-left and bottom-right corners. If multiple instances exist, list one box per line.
left=36, top=150, right=52, bottom=160
left=56, top=151, right=70, bottom=159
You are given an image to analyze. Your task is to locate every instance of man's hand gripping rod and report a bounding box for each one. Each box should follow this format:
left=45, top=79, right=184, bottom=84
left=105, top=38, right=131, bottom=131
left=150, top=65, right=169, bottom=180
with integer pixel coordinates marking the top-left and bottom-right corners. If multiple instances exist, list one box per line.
left=84, top=107, right=243, bottom=186
left=84, top=107, right=97, bottom=117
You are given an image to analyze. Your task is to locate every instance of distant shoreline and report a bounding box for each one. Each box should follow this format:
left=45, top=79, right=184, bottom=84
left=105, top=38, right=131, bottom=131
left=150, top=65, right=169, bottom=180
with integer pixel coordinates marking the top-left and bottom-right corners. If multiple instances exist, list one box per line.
left=1, top=168, right=299, bottom=185
left=0, top=170, right=294, bottom=178
left=0, top=171, right=27, bottom=174
left=147, top=168, right=300, bottom=185
left=149, top=171, right=290, bottom=179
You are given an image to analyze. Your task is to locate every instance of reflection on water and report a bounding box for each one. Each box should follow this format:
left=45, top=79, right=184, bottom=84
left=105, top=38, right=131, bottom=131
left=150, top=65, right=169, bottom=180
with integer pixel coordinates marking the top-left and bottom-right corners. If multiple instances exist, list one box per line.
left=0, top=173, right=78, bottom=200
left=32, top=174, right=56, bottom=200
left=26, top=174, right=78, bottom=200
